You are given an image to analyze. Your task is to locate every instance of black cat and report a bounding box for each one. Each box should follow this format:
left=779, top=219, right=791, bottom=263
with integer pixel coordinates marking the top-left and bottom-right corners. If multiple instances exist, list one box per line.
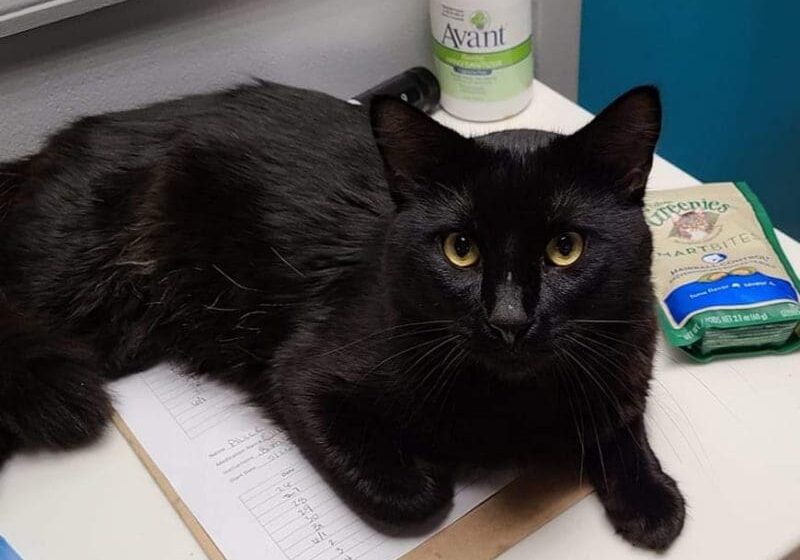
left=0, top=80, right=685, bottom=550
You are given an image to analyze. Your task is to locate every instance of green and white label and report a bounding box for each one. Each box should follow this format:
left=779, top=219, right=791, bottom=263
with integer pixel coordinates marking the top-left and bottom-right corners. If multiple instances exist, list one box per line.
left=430, top=1, right=533, bottom=105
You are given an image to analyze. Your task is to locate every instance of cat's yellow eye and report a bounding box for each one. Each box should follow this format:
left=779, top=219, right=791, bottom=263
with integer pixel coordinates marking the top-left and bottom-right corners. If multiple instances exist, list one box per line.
left=443, top=232, right=480, bottom=268
left=546, top=232, right=584, bottom=267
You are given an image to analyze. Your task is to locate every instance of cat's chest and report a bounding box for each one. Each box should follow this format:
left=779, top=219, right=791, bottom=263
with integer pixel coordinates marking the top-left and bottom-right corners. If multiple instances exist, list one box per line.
left=405, top=369, right=572, bottom=461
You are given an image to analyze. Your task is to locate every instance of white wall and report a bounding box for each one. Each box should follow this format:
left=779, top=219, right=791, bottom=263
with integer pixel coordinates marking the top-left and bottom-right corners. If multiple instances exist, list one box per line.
left=0, top=0, right=580, bottom=161
left=533, top=0, right=581, bottom=102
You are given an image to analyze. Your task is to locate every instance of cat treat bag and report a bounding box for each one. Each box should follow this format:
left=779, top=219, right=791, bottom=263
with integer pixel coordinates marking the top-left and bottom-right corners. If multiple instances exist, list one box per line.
left=646, top=182, right=800, bottom=361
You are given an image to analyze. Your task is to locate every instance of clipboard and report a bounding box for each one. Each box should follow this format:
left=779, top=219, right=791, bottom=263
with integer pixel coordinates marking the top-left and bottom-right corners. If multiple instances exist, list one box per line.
left=113, top=411, right=591, bottom=560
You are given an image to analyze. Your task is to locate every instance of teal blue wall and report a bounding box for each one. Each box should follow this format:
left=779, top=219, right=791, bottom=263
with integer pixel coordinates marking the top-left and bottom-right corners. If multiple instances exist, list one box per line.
left=579, top=1, right=800, bottom=238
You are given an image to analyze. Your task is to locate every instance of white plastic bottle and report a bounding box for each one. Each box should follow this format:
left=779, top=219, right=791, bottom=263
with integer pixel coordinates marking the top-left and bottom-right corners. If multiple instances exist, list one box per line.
left=430, top=0, right=533, bottom=121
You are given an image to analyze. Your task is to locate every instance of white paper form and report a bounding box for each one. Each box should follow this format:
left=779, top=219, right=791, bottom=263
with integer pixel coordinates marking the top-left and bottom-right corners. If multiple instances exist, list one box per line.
left=112, top=365, right=513, bottom=560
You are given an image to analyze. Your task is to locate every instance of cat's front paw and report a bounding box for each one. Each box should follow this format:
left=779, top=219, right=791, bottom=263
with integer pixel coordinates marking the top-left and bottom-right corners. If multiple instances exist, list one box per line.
left=354, top=461, right=453, bottom=525
left=602, top=471, right=686, bottom=551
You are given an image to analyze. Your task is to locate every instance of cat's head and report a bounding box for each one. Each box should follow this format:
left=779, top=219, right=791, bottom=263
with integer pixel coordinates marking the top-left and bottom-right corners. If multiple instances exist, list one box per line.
left=369, top=87, right=660, bottom=380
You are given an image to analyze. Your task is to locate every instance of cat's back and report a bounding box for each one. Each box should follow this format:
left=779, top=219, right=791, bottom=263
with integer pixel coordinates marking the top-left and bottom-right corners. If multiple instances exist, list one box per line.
left=217, top=81, right=392, bottom=217
left=3, top=79, right=392, bottom=260
left=96, top=79, right=387, bottom=195
left=0, top=80, right=392, bottom=322
left=197, top=82, right=394, bottom=277
left=197, top=80, right=382, bottom=174
left=89, top=80, right=395, bottom=290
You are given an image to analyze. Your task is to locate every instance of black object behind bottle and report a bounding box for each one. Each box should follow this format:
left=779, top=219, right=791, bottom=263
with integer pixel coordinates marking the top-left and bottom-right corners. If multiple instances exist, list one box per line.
left=352, top=67, right=440, bottom=114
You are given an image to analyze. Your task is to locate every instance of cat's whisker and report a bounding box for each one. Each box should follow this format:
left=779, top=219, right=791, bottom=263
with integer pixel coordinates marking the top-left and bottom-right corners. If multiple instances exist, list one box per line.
left=439, top=350, right=469, bottom=412
left=431, top=345, right=469, bottom=427
left=568, top=333, right=652, bottom=410
left=560, top=336, right=663, bottom=475
left=560, top=347, right=608, bottom=488
left=377, top=327, right=458, bottom=352
left=680, top=367, right=741, bottom=422
left=569, top=330, right=705, bottom=467
left=575, top=329, right=709, bottom=430
left=562, top=335, right=628, bottom=426
left=568, top=332, right=671, bottom=440
left=643, top=389, right=694, bottom=465
left=382, top=336, right=465, bottom=419
left=564, top=349, right=633, bottom=429
left=405, top=339, right=458, bottom=419
left=552, top=349, right=586, bottom=485
left=412, top=337, right=462, bottom=389
left=401, top=335, right=461, bottom=384
left=573, top=324, right=688, bottom=365
left=566, top=334, right=634, bottom=382
left=414, top=339, right=466, bottom=420
left=563, top=341, right=641, bottom=469
left=577, top=332, right=712, bottom=467
left=328, top=332, right=457, bottom=426
left=355, top=333, right=457, bottom=388
left=649, top=376, right=713, bottom=468
left=573, top=326, right=718, bottom=433
left=577, top=331, right=680, bottom=458
left=318, top=320, right=454, bottom=357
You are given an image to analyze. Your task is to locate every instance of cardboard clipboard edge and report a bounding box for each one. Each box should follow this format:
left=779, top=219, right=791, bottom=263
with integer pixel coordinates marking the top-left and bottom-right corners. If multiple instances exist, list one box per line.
left=401, top=465, right=592, bottom=560
left=113, top=409, right=590, bottom=560
left=111, top=411, right=226, bottom=560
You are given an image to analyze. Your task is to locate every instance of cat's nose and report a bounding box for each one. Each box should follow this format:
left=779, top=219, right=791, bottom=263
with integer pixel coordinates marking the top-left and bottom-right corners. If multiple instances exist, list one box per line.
left=487, top=281, right=530, bottom=345
left=488, top=319, right=530, bottom=345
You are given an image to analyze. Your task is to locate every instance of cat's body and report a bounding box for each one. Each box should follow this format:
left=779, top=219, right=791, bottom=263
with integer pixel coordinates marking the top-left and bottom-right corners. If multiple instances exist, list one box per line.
left=0, top=80, right=685, bottom=550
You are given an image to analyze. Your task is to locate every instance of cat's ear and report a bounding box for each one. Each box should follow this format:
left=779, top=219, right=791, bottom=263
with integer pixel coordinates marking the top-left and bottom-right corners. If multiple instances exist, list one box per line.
left=370, top=96, right=475, bottom=204
left=571, top=85, right=661, bottom=201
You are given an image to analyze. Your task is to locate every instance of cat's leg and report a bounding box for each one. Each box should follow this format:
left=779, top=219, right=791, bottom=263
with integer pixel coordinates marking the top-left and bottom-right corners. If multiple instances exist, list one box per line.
left=0, top=308, right=111, bottom=462
left=280, top=392, right=454, bottom=524
left=585, top=414, right=686, bottom=550
left=180, top=328, right=454, bottom=524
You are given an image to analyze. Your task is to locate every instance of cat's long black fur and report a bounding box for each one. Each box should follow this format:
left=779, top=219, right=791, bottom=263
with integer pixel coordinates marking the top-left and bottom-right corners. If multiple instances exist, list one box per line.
left=0, top=80, right=685, bottom=550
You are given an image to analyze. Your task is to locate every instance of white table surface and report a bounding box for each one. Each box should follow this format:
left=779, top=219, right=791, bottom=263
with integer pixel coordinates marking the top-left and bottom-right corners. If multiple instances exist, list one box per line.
left=1, top=80, right=799, bottom=560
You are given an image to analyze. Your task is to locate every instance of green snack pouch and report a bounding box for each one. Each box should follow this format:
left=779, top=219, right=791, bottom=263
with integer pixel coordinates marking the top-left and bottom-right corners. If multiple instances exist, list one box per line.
left=645, top=181, right=800, bottom=361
